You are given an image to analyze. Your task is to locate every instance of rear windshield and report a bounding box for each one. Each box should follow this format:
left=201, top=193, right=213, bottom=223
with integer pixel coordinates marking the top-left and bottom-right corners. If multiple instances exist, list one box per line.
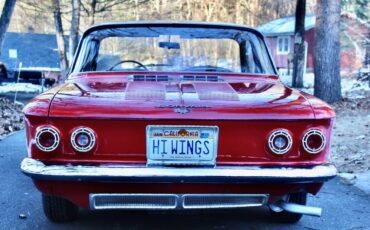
left=73, top=26, right=276, bottom=75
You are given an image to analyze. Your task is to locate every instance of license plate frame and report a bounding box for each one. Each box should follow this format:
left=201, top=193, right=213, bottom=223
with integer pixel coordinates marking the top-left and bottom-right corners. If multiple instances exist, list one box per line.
left=146, top=125, right=219, bottom=166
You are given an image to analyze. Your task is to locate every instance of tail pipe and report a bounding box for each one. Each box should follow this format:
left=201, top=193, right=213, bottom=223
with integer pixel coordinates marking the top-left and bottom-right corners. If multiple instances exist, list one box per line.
left=270, top=201, right=322, bottom=217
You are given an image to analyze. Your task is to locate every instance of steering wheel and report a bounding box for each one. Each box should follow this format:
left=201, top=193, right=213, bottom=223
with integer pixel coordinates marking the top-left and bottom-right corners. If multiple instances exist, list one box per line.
left=108, top=60, right=148, bottom=71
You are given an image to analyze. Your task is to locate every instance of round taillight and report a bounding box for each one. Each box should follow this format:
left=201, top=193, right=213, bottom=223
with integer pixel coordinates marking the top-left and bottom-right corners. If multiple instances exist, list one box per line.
left=71, top=127, right=96, bottom=152
left=35, top=127, right=60, bottom=152
left=268, top=129, right=293, bottom=155
left=302, top=129, right=326, bottom=154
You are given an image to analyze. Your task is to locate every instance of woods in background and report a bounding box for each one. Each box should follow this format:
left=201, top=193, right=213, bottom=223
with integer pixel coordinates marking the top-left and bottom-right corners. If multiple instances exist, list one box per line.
left=13, top=0, right=316, bottom=34
left=12, top=0, right=315, bottom=80
left=1, top=0, right=368, bottom=102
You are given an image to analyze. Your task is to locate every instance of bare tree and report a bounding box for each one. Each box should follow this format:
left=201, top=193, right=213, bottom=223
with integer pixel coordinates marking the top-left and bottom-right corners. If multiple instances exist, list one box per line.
left=69, top=0, right=80, bottom=60
left=292, top=0, right=306, bottom=88
left=15, top=0, right=307, bottom=33
left=81, top=0, right=147, bottom=26
left=0, top=0, right=16, bottom=54
left=52, top=0, right=68, bottom=81
left=314, top=0, right=342, bottom=102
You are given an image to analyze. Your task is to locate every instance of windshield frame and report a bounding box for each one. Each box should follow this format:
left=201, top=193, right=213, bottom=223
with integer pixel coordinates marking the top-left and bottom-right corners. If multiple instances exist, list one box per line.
left=68, top=22, right=278, bottom=76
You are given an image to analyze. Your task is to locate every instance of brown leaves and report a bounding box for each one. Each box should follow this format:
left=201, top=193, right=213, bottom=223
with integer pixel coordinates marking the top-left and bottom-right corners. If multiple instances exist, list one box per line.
left=331, top=97, right=370, bottom=112
left=0, top=97, right=24, bottom=139
left=330, top=96, right=370, bottom=174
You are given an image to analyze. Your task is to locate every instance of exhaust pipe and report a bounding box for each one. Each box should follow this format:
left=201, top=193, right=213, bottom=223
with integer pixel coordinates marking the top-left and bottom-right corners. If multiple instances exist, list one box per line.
left=270, top=201, right=322, bottom=217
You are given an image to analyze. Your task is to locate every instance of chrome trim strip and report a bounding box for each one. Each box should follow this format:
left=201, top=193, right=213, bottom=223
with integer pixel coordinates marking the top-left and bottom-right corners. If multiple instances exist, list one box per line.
left=90, top=193, right=178, bottom=210
left=35, top=127, right=60, bottom=152
left=182, top=194, right=268, bottom=209
left=21, top=158, right=337, bottom=183
left=268, top=129, right=293, bottom=155
left=302, top=129, right=327, bottom=154
left=71, top=127, right=96, bottom=152
left=89, top=193, right=268, bottom=210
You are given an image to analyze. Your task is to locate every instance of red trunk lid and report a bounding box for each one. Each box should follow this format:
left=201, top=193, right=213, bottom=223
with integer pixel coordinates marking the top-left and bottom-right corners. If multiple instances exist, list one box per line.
left=49, top=73, right=314, bottom=120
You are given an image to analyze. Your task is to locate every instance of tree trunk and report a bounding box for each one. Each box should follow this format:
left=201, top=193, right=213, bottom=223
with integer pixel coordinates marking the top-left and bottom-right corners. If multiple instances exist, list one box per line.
left=314, top=0, right=342, bottom=103
left=52, top=0, right=68, bottom=81
left=69, top=0, right=80, bottom=61
left=292, top=0, right=306, bottom=88
left=89, top=0, right=97, bottom=26
left=0, top=0, right=16, bottom=55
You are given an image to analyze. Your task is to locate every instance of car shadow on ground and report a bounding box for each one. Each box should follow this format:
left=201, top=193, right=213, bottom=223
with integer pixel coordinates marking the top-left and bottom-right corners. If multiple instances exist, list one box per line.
left=60, top=207, right=285, bottom=229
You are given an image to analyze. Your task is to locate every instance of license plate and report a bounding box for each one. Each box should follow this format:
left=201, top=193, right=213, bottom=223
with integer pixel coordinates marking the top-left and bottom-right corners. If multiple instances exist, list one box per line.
left=146, top=125, right=218, bottom=166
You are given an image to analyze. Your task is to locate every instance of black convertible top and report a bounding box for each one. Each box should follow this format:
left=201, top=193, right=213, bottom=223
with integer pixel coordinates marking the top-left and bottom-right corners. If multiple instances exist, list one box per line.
left=82, top=21, right=265, bottom=40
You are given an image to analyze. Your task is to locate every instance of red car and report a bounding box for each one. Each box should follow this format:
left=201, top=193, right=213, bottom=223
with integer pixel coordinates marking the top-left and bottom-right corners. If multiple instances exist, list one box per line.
left=21, top=22, right=336, bottom=223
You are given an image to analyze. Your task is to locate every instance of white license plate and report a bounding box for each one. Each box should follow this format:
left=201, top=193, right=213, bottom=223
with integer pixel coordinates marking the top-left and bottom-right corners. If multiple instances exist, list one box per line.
left=146, top=125, right=218, bottom=166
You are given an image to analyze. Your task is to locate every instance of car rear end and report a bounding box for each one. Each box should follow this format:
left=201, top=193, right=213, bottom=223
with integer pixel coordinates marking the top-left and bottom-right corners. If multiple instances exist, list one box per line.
left=21, top=22, right=336, bottom=223
left=22, top=113, right=336, bottom=216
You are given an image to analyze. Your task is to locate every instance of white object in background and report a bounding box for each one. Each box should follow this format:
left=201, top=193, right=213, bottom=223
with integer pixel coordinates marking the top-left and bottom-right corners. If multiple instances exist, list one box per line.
left=303, top=41, right=308, bottom=77
left=9, top=49, right=17, bottom=59
left=14, top=62, right=23, bottom=105
left=41, top=72, right=45, bottom=93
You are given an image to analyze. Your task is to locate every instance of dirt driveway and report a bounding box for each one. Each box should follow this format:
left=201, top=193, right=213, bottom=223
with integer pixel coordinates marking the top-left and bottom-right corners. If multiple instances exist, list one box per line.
left=331, top=98, right=370, bottom=173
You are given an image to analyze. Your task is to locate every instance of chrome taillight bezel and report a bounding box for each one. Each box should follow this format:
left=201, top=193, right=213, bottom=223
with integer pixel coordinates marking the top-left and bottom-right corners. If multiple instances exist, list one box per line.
left=302, top=129, right=326, bottom=154
left=268, top=129, right=293, bottom=155
left=71, top=127, right=96, bottom=152
left=35, top=127, right=60, bottom=152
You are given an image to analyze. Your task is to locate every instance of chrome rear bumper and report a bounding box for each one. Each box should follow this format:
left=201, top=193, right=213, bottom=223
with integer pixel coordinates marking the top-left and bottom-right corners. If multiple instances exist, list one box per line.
left=90, top=193, right=269, bottom=210
left=21, top=158, right=336, bottom=183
